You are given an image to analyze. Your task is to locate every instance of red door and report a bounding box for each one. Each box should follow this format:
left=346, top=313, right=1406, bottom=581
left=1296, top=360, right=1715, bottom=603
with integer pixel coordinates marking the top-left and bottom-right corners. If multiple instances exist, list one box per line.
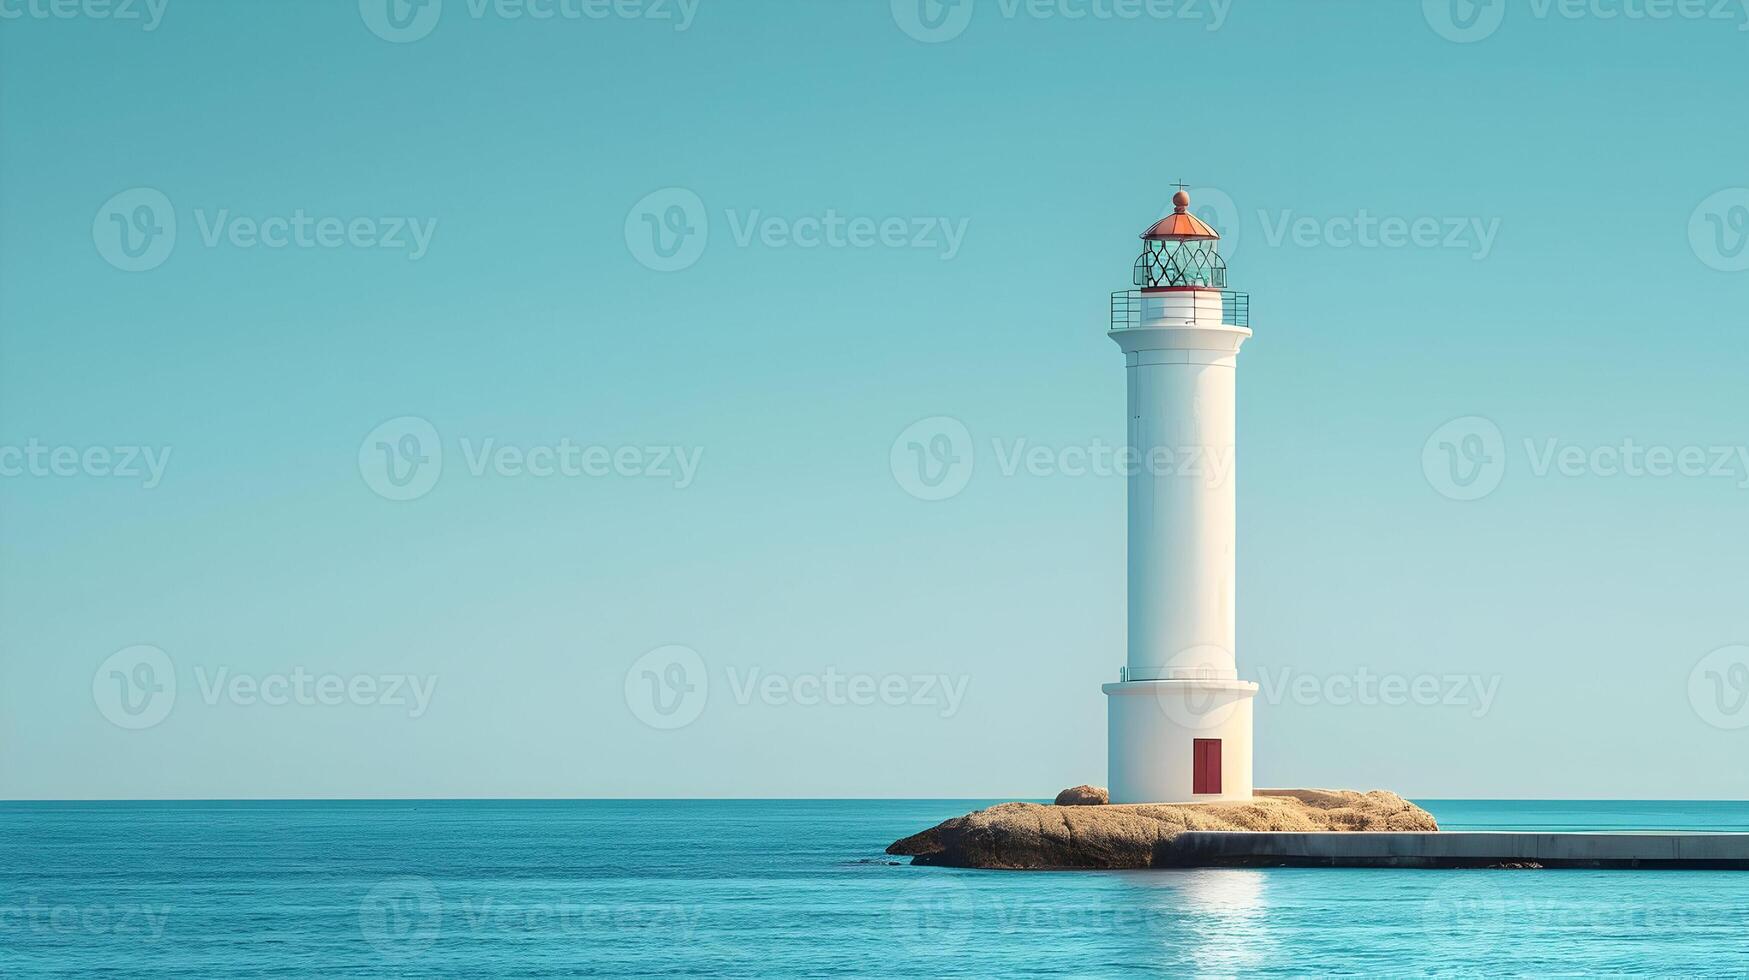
left=1193, top=739, right=1222, bottom=795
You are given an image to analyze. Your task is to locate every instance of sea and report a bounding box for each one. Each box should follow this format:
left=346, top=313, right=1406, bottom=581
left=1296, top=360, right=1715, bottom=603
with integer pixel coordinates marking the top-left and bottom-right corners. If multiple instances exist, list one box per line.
left=2, top=799, right=1747, bottom=977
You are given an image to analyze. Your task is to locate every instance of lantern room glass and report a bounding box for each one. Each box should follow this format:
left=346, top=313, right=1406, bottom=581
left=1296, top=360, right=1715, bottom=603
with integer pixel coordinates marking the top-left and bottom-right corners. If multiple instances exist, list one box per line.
left=1133, top=239, right=1228, bottom=289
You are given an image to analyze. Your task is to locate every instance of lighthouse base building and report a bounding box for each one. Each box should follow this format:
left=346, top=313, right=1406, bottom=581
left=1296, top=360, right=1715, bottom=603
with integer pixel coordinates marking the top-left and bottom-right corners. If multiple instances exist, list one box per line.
left=1102, top=191, right=1258, bottom=805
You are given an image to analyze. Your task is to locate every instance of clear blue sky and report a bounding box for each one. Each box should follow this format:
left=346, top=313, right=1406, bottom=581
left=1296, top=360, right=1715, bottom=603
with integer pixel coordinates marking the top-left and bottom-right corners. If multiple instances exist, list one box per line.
left=3, top=0, right=1748, bottom=799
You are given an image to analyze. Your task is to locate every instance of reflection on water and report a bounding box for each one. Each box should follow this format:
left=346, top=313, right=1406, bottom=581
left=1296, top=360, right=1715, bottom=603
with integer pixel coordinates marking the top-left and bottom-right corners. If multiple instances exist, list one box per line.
left=1129, top=870, right=1273, bottom=975
left=888, top=867, right=1279, bottom=974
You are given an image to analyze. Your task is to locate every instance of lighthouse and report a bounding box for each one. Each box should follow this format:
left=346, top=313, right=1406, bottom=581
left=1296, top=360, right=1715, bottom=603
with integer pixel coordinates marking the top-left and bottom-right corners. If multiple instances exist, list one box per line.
left=1102, top=188, right=1257, bottom=804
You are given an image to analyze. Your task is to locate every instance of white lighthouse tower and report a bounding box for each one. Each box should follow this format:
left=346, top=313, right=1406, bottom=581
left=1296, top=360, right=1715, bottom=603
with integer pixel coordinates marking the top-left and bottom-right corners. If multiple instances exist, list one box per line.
left=1102, top=188, right=1257, bottom=804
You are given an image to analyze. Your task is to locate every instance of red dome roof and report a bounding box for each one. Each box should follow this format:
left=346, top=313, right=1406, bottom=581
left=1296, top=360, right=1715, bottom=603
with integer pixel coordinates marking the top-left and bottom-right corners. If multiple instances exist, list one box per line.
left=1140, top=191, right=1220, bottom=241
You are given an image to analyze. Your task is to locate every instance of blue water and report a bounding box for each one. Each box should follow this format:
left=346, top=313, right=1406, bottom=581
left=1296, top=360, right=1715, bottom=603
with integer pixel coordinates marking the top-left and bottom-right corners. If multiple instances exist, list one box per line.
left=3, top=800, right=1748, bottom=977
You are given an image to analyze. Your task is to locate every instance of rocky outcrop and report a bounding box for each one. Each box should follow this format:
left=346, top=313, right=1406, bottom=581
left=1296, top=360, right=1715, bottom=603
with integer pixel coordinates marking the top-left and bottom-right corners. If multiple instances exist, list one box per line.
left=1053, top=785, right=1109, bottom=806
left=887, top=789, right=1438, bottom=869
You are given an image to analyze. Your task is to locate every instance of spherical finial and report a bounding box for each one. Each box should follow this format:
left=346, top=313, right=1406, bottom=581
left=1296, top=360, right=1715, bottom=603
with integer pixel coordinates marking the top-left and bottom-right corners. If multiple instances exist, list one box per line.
left=1172, top=189, right=1191, bottom=212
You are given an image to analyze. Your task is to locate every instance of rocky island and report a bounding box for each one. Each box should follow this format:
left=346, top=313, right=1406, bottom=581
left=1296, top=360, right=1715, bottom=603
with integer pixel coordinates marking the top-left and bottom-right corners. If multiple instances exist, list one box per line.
left=888, top=789, right=1439, bottom=870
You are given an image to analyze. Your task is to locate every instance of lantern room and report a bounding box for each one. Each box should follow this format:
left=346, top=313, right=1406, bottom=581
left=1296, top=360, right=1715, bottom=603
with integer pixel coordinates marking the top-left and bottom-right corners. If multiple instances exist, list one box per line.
left=1133, top=189, right=1228, bottom=290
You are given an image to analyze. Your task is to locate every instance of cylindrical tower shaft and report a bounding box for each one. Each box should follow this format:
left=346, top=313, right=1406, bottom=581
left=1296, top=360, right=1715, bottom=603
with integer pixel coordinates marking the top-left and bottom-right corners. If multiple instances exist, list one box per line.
left=1102, top=188, right=1258, bottom=805
left=1119, top=306, right=1245, bottom=682
left=1123, top=330, right=1239, bottom=681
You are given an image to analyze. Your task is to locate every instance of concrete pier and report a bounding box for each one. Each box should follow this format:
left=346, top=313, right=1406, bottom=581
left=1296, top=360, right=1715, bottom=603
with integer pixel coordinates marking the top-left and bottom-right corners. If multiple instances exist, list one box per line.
left=1167, top=832, right=1749, bottom=869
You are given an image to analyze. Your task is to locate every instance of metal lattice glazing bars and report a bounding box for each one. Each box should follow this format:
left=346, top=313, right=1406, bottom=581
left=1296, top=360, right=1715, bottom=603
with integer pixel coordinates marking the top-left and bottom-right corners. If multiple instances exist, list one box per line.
left=1132, top=241, right=1228, bottom=289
